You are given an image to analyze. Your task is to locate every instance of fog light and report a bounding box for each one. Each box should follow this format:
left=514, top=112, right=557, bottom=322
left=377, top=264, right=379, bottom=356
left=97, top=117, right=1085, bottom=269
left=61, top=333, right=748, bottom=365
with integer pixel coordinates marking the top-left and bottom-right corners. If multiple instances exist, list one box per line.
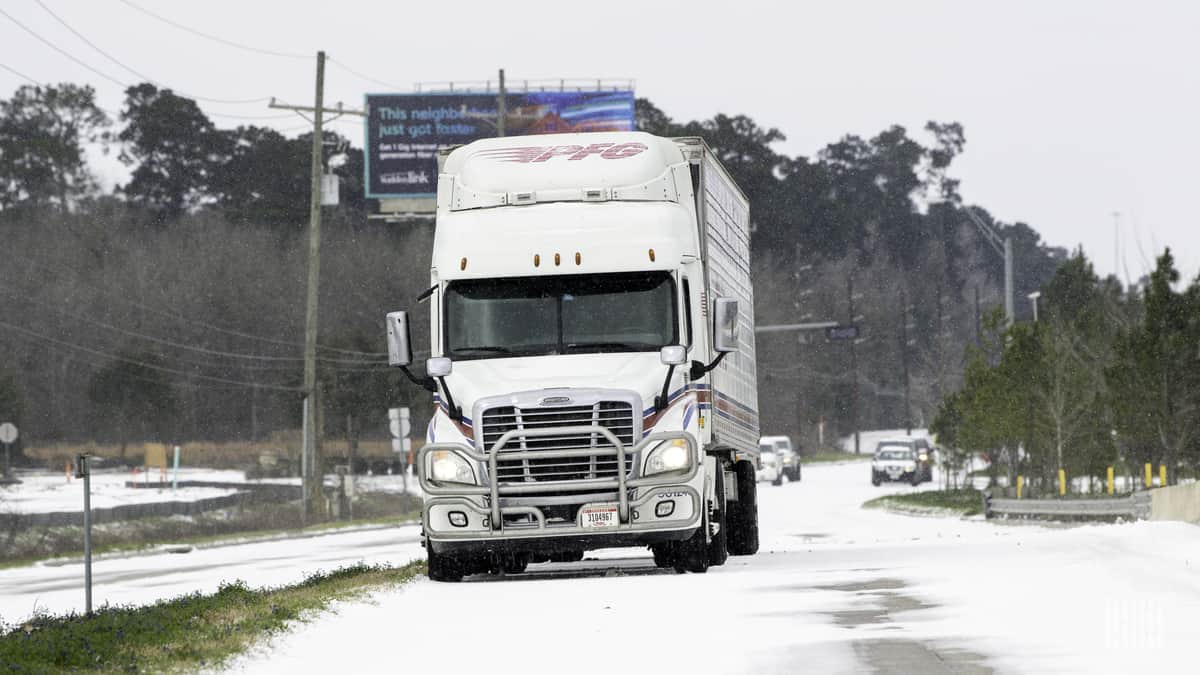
left=448, top=511, right=468, bottom=527
left=655, top=501, right=675, bottom=518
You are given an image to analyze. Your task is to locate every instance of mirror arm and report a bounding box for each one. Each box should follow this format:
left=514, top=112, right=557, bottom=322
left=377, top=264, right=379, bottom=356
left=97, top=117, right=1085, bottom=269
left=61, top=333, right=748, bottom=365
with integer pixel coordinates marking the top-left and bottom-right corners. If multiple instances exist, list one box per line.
left=437, top=376, right=463, bottom=422
left=654, top=363, right=677, bottom=413
left=689, top=352, right=728, bottom=381
left=399, top=365, right=437, bottom=393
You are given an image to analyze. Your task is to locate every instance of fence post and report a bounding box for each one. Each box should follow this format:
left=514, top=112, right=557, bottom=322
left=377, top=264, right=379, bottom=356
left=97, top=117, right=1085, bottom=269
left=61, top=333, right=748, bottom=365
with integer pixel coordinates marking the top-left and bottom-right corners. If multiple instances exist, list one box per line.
left=1107, top=466, right=1114, bottom=495
left=75, top=453, right=93, bottom=616
left=1159, top=464, right=1166, bottom=488
left=1058, top=469, right=1066, bottom=496
left=1016, top=475, right=1023, bottom=499
left=1144, top=463, right=1152, bottom=488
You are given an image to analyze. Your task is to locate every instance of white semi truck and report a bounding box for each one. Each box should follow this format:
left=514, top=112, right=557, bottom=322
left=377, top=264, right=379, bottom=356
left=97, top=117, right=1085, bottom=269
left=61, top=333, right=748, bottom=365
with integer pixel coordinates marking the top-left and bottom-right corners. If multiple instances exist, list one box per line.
left=385, top=131, right=761, bottom=581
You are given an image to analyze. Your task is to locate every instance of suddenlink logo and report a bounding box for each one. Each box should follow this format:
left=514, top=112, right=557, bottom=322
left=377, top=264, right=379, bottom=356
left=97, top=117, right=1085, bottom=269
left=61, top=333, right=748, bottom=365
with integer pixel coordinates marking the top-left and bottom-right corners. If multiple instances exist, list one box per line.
left=380, top=171, right=430, bottom=185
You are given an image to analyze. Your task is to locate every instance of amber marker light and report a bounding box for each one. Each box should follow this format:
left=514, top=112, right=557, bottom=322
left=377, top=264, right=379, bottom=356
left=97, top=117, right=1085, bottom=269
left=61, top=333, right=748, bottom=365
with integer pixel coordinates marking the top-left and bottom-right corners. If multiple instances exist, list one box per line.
left=575, top=252, right=581, bottom=265
left=534, top=254, right=540, bottom=267
left=554, top=253, right=561, bottom=266
left=460, top=257, right=467, bottom=271
left=648, top=248, right=656, bottom=262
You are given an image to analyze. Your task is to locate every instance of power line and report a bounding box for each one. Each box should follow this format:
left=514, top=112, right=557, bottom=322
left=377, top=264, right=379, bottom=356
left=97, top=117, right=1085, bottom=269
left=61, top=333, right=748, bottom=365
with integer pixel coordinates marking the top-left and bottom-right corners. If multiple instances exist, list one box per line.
left=113, top=0, right=310, bottom=60
left=327, top=57, right=405, bottom=91
left=0, top=283, right=387, bottom=365
left=24, top=0, right=268, bottom=106
left=13, top=257, right=387, bottom=358
left=0, top=62, right=39, bottom=85
left=0, top=319, right=302, bottom=391
left=0, top=6, right=127, bottom=88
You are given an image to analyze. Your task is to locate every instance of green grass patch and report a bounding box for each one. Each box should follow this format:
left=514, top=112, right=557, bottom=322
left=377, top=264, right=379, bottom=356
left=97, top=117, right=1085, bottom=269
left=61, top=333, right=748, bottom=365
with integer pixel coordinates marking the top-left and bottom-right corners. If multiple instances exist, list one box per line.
left=0, top=561, right=425, bottom=673
left=863, top=489, right=984, bottom=516
left=803, top=451, right=872, bottom=464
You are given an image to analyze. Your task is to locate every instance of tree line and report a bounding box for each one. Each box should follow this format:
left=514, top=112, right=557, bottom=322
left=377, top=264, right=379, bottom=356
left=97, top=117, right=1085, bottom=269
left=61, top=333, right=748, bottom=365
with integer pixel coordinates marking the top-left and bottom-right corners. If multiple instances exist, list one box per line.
left=0, top=79, right=1073, bottom=461
left=931, top=250, right=1199, bottom=488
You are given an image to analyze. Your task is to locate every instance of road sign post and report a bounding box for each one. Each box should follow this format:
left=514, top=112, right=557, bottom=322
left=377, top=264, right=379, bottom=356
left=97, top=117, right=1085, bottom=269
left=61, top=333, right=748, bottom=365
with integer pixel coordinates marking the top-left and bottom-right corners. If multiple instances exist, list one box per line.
left=0, top=422, right=18, bottom=479
left=75, top=453, right=93, bottom=615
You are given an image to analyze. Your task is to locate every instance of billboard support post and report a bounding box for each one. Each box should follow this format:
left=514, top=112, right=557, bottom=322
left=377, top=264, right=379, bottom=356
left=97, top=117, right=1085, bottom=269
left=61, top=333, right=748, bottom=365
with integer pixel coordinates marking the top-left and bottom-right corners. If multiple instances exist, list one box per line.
left=497, top=68, right=506, bottom=137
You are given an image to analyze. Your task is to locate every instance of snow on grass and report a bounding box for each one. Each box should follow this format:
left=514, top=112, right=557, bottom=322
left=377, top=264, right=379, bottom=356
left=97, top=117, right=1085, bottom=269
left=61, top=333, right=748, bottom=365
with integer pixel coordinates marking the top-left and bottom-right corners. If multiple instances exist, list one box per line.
left=0, top=468, right=244, bottom=514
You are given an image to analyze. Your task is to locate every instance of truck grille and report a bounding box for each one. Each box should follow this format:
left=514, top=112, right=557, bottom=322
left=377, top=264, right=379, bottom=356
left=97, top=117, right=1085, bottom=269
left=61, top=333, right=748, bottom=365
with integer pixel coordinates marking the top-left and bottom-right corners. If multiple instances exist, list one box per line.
left=480, top=401, right=636, bottom=483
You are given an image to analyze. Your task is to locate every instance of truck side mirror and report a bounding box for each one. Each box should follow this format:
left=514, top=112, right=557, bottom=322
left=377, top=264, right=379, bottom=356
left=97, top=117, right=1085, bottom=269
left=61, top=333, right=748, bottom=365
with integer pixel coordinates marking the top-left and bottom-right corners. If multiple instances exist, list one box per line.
left=386, top=311, right=413, bottom=367
left=427, top=356, right=453, bottom=377
left=712, top=297, right=739, bottom=353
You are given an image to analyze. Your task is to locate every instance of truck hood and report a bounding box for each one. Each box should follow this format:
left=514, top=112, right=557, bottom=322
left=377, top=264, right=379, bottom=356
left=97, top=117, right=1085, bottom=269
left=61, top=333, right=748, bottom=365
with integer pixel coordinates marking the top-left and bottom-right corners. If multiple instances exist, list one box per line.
left=438, top=352, right=678, bottom=425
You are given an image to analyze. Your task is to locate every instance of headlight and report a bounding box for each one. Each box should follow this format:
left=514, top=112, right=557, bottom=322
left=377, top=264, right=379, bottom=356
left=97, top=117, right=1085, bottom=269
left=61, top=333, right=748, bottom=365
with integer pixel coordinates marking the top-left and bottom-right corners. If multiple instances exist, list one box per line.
left=918, top=453, right=928, bottom=462
left=429, top=450, right=476, bottom=484
left=904, top=462, right=916, bottom=471
left=645, top=439, right=690, bottom=476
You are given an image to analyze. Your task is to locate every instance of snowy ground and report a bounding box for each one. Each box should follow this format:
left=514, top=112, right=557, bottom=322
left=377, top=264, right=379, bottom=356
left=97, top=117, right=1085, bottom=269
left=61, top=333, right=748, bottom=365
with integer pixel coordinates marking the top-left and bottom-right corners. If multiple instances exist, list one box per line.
left=4, top=460, right=1199, bottom=673
left=0, top=468, right=418, bottom=515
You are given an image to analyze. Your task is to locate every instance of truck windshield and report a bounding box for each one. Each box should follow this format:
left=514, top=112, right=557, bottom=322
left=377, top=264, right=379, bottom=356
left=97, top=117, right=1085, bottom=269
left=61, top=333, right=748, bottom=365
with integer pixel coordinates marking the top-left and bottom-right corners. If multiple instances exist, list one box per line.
left=444, top=272, right=677, bottom=360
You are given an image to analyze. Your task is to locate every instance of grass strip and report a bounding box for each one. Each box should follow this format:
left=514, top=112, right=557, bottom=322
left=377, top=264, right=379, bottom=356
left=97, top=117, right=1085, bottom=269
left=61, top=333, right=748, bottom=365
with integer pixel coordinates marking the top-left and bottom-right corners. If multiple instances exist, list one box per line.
left=803, top=451, right=872, bottom=464
left=0, top=560, right=425, bottom=673
left=863, top=489, right=984, bottom=516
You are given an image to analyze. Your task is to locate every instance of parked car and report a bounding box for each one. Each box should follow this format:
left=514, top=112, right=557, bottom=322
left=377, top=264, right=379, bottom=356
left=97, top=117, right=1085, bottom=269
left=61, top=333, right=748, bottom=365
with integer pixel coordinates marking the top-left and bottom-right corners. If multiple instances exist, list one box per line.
left=871, top=445, right=922, bottom=486
left=871, top=437, right=933, bottom=484
left=757, top=450, right=783, bottom=486
left=758, top=435, right=801, bottom=482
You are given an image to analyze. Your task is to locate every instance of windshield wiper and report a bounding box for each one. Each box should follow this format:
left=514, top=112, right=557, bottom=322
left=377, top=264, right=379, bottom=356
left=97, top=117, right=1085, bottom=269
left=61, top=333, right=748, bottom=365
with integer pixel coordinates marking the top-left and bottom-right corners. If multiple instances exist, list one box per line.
left=564, top=341, right=657, bottom=353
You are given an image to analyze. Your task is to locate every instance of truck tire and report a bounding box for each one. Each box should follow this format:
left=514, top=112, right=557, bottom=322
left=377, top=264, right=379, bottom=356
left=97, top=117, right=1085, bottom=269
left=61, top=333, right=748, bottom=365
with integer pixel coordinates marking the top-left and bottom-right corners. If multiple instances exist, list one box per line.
left=651, top=544, right=674, bottom=568
left=708, top=467, right=729, bottom=567
left=672, top=523, right=710, bottom=574
left=727, top=460, right=759, bottom=556
left=426, top=547, right=464, bottom=582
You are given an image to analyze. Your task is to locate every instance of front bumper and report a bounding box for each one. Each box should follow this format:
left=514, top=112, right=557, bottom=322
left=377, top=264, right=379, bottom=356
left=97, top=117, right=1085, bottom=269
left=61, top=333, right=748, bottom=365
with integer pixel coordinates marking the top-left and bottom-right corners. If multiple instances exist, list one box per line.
left=418, top=427, right=702, bottom=551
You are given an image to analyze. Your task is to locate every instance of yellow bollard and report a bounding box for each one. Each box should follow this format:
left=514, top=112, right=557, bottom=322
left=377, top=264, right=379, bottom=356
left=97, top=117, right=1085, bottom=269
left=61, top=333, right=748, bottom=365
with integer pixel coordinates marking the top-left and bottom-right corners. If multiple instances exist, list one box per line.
left=1145, top=463, right=1153, bottom=488
left=1017, top=475, right=1024, bottom=499
left=1107, top=466, right=1114, bottom=495
left=1058, top=469, right=1066, bottom=496
left=1160, top=464, right=1167, bottom=487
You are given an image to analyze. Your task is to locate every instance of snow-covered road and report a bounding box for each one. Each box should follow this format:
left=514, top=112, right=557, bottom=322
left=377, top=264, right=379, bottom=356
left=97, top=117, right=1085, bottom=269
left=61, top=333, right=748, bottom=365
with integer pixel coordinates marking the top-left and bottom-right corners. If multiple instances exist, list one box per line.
left=5, top=460, right=1199, bottom=673
left=232, top=461, right=1200, bottom=674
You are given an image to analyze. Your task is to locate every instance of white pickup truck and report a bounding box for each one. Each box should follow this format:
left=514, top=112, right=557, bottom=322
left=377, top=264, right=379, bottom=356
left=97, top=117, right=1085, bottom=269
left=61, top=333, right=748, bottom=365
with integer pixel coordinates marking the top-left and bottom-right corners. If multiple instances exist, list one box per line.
left=386, top=131, right=762, bottom=580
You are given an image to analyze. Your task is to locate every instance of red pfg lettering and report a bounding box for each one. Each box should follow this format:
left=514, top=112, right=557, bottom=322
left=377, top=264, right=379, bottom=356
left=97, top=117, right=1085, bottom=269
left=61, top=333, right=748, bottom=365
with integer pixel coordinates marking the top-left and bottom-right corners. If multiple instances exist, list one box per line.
left=477, top=142, right=648, bottom=163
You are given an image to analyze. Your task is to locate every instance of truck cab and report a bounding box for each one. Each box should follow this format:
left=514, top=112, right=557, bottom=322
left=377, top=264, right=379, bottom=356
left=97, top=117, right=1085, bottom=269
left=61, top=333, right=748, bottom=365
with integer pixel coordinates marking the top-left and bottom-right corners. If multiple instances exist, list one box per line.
left=385, top=131, right=761, bottom=581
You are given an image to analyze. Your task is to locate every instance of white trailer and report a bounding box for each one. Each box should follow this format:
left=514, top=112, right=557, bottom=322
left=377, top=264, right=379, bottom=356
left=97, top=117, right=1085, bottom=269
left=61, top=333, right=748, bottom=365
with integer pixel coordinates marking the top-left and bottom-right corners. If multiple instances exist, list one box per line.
left=386, top=131, right=760, bottom=581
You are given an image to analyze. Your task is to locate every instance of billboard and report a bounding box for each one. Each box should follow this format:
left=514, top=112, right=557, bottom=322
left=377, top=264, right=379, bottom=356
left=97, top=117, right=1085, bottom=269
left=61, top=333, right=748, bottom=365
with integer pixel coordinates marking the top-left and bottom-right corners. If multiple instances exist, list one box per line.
left=364, top=91, right=635, bottom=200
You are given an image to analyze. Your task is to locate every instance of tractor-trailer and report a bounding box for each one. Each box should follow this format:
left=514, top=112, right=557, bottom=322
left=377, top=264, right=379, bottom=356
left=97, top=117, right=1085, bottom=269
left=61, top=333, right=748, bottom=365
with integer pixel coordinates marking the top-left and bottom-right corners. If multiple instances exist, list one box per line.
left=385, top=131, right=761, bottom=581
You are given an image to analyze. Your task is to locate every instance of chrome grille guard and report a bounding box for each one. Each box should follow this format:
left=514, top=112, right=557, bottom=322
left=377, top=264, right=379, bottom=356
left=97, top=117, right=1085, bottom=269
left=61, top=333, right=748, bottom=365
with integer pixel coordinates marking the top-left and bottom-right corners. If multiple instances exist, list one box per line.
left=418, top=427, right=699, bottom=530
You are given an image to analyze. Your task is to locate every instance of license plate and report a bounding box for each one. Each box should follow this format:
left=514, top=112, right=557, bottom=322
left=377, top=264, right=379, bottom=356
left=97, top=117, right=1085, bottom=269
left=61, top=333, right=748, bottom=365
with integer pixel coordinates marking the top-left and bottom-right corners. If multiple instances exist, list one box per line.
left=579, top=504, right=619, bottom=529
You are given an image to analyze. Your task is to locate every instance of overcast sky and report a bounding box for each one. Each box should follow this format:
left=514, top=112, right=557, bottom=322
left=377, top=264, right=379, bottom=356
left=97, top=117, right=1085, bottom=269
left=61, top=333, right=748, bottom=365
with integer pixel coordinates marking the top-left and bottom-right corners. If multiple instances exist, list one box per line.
left=2, top=0, right=1197, bottom=284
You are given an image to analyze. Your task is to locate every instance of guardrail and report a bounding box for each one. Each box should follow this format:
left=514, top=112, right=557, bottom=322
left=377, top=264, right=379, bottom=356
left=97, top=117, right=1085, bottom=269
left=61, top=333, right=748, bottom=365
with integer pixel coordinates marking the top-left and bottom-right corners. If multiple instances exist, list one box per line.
left=984, top=491, right=1152, bottom=521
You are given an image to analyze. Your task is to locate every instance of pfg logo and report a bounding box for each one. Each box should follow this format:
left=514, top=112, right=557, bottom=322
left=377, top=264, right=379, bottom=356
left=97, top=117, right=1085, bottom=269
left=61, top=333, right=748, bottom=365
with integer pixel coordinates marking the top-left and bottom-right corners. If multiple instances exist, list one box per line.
left=476, top=142, right=648, bottom=163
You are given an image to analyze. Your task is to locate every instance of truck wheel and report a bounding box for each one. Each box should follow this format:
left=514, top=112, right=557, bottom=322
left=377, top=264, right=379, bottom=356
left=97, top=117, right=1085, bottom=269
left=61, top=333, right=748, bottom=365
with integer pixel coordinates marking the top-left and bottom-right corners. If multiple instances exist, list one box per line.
left=651, top=544, right=674, bottom=568
left=708, top=467, right=729, bottom=567
left=672, top=523, right=710, bottom=574
left=772, top=471, right=783, bottom=486
left=871, top=472, right=882, bottom=486
left=727, top=460, right=759, bottom=556
left=910, top=472, right=921, bottom=487
left=426, top=547, right=464, bottom=583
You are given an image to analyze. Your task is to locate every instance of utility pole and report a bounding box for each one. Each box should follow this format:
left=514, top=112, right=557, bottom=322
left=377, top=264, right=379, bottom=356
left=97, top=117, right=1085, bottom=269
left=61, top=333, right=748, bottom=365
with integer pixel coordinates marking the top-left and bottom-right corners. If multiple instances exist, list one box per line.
left=900, top=287, right=912, bottom=436
left=497, top=68, right=507, bottom=137
left=848, top=275, right=860, bottom=454
left=268, top=52, right=366, bottom=519
left=964, top=206, right=1014, bottom=327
